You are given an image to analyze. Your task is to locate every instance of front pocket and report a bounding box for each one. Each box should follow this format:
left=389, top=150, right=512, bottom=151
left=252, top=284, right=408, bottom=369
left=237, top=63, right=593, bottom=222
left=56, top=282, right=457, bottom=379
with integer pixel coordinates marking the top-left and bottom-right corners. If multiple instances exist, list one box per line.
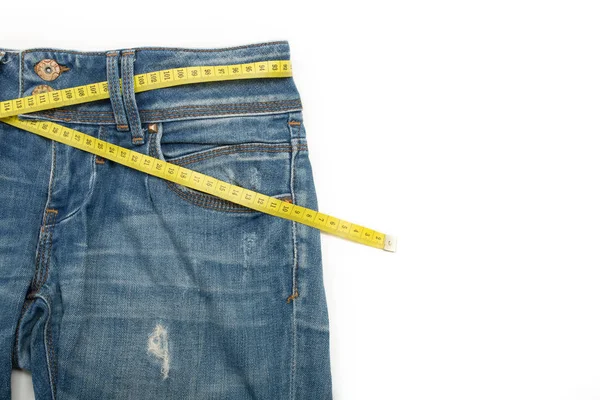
left=148, top=115, right=306, bottom=214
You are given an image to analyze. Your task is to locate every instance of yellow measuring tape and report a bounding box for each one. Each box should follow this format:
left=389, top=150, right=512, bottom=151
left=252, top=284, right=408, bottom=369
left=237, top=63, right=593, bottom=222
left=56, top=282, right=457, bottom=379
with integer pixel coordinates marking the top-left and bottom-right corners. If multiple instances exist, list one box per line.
left=0, top=59, right=397, bottom=252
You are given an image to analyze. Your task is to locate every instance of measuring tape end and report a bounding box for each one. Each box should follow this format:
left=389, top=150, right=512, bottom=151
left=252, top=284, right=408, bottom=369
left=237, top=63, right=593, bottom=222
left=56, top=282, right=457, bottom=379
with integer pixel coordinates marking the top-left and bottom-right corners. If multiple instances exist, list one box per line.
left=383, top=235, right=397, bottom=253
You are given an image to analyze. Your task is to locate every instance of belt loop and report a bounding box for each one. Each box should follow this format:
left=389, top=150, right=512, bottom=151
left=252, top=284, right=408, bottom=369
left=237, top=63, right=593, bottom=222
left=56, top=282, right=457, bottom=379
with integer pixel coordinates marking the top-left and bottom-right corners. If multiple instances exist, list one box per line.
left=106, top=50, right=130, bottom=132
left=120, top=49, right=145, bottom=146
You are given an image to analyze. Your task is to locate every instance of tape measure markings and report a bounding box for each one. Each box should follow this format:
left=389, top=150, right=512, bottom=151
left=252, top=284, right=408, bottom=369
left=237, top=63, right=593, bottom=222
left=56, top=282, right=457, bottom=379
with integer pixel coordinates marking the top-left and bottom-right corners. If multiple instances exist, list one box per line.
left=2, top=116, right=396, bottom=252
left=0, top=58, right=397, bottom=252
left=0, top=60, right=292, bottom=118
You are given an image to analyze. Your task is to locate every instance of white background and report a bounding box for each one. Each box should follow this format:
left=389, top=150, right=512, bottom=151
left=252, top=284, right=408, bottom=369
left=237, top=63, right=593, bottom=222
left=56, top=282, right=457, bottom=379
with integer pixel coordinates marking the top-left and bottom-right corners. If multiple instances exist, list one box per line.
left=2, top=1, right=600, bottom=399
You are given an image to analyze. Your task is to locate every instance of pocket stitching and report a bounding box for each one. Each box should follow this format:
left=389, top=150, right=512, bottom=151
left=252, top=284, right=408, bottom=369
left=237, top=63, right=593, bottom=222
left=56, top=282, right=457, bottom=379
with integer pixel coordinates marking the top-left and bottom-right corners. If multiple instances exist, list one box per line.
left=166, top=180, right=293, bottom=213
left=167, top=142, right=308, bottom=165
left=150, top=130, right=298, bottom=213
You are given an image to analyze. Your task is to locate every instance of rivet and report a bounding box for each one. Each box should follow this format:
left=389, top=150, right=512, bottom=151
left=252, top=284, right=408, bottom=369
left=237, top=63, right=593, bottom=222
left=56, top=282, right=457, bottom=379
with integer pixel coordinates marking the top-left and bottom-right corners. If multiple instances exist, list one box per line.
left=148, top=123, right=159, bottom=133
left=34, top=59, right=70, bottom=81
left=32, top=84, right=54, bottom=95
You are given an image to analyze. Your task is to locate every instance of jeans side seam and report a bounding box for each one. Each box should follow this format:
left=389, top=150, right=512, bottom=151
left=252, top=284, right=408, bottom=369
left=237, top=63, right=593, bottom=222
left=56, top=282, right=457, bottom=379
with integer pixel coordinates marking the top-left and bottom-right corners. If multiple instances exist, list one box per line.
left=19, top=50, right=23, bottom=98
left=288, top=111, right=299, bottom=400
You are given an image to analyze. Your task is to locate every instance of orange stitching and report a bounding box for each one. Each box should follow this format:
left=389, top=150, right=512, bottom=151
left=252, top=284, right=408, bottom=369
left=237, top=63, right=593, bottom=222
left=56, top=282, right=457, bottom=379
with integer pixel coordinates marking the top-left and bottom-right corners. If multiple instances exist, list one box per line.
left=172, top=144, right=308, bottom=166
left=286, top=289, right=299, bottom=303
left=40, top=209, right=49, bottom=232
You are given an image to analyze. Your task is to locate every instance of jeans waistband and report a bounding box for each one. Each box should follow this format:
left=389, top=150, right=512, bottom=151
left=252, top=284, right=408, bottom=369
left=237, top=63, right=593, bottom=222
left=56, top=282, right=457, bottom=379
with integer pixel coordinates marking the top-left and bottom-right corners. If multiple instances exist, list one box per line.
left=0, top=41, right=303, bottom=130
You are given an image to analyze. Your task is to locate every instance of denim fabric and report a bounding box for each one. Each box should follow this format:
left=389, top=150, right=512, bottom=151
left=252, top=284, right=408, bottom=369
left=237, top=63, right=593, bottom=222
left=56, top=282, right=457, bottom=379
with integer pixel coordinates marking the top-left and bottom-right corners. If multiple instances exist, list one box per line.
left=0, top=41, right=332, bottom=399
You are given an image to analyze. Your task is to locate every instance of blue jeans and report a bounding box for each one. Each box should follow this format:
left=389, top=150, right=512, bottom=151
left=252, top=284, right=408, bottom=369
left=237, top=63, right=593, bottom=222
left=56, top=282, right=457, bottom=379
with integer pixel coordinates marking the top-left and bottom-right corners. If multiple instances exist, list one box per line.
left=0, top=41, right=332, bottom=399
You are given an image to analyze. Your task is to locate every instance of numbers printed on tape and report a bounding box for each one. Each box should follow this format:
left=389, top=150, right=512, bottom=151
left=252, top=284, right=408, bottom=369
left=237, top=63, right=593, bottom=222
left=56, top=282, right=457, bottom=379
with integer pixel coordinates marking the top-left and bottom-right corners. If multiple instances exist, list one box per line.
left=0, top=58, right=396, bottom=252
left=0, top=60, right=292, bottom=119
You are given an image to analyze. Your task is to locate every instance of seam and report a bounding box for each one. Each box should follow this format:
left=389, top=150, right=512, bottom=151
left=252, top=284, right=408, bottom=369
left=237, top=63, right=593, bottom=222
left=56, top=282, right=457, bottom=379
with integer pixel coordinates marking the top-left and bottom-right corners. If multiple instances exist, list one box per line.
left=167, top=181, right=292, bottom=212
left=36, top=295, right=57, bottom=400
left=12, top=298, right=35, bottom=368
left=169, top=143, right=308, bottom=166
left=23, top=108, right=304, bottom=124
left=107, top=53, right=128, bottom=128
left=18, top=50, right=23, bottom=97
left=17, top=41, right=289, bottom=56
left=46, top=314, right=57, bottom=400
left=142, top=100, right=302, bottom=112
left=123, top=60, right=133, bottom=126
left=28, top=99, right=304, bottom=117
left=49, top=126, right=101, bottom=226
left=33, top=141, right=56, bottom=291
left=16, top=108, right=304, bottom=126
left=20, top=103, right=304, bottom=124
left=32, top=211, right=50, bottom=290
left=122, top=52, right=144, bottom=140
left=108, top=54, right=123, bottom=126
left=149, top=132, right=294, bottom=213
left=288, top=111, right=299, bottom=400
left=37, top=210, right=57, bottom=290
left=19, top=50, right=24, bottom=97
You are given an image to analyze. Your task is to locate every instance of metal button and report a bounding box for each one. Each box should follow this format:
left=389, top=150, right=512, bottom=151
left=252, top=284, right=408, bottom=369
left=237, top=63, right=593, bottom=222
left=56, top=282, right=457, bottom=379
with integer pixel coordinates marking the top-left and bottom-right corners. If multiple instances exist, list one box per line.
left=32, top=84, right=54, bottom=95
left=34, top=59, right=69, bottom=81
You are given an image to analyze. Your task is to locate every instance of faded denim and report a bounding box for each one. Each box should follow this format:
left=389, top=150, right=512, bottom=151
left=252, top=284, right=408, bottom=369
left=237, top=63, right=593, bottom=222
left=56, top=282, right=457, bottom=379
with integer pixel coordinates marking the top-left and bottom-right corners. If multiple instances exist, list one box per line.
left=0, top=40, right=332, bottom=399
